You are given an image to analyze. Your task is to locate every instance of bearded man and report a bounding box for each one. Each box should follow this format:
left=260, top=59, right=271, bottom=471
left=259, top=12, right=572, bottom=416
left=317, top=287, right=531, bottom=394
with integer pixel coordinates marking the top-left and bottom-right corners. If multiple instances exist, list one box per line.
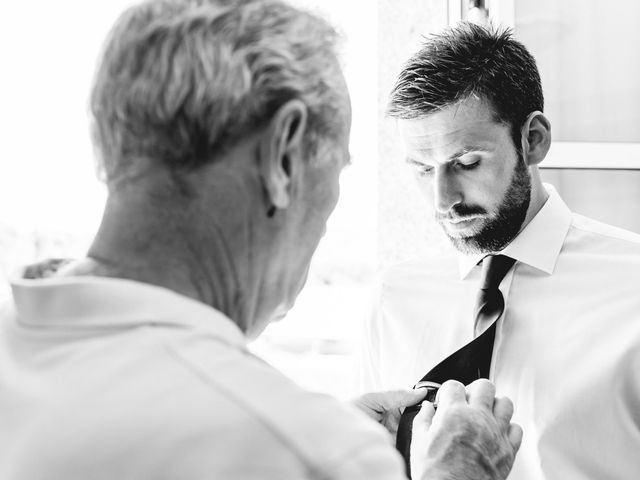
left=356, top=23, right=640, bottom=480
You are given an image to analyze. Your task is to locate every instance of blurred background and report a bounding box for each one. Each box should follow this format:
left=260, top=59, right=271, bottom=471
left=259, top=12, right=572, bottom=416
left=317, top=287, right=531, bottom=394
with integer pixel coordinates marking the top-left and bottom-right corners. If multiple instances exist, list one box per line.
left=1, top=0, right=639, bottom=399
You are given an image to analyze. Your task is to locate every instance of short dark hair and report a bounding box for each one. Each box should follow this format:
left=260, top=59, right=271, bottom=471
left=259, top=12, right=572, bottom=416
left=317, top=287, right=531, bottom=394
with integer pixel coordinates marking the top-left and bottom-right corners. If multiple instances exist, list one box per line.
left=387, top=22, right=543, bottom=150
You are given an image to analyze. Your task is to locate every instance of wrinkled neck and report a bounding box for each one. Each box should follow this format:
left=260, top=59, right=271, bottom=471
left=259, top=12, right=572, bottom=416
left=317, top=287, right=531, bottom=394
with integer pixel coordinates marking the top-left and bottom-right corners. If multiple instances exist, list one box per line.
left=65, top=170, right=267, bottom=333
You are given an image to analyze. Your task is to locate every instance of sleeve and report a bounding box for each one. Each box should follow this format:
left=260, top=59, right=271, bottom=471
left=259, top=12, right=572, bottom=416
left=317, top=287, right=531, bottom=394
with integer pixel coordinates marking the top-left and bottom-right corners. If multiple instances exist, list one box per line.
left=326, top=440, right=409, bottom=480
left=351, top=277, right=386, bottom=396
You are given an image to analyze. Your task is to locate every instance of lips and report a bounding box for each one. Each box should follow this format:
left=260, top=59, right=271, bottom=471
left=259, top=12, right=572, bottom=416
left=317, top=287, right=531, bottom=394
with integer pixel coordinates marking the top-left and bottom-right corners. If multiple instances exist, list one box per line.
left=444, top=215, right=483, bottom=225
left=438, top=215, right=486, bottom=237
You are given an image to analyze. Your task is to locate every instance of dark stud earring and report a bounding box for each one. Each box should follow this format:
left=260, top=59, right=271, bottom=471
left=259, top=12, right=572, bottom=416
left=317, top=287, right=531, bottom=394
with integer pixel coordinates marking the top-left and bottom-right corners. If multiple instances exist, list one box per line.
left=267, top=205, right=276, bottom=218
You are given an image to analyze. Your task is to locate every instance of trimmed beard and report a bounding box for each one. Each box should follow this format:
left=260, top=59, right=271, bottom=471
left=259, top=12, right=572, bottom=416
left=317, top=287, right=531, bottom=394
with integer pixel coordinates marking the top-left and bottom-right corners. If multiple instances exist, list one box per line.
left=443, top=155, right=531, bottom=254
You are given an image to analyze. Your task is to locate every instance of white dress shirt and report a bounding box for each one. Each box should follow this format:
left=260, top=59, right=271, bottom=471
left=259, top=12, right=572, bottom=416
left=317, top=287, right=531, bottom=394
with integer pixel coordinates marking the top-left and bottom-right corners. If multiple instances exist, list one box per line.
left=356, top=186, right=640, bottom=480
left=0, top=272, right=405, bottom=479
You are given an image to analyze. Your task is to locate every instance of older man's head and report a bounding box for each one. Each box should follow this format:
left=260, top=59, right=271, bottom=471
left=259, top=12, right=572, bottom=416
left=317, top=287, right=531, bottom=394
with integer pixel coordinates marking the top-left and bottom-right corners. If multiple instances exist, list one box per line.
left=91, top=0, right=349, bottom=180
left=82, top=0, right=351, bottom=337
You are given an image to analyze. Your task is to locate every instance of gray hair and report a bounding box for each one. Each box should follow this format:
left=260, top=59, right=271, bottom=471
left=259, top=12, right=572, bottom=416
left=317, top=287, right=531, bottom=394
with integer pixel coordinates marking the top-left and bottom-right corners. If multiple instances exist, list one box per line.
left=90, top=0, right=345, bottom=183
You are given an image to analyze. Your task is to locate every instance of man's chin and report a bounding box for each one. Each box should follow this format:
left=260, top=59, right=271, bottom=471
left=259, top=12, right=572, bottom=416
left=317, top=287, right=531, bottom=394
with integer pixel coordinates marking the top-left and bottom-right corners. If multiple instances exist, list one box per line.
left=441, top=223, right=497, bottom=254
left=444, top=226, right=518, bottom=255
left=440, top=223, right=485, bottom=244
left=447, top=235, right=489, bottom=255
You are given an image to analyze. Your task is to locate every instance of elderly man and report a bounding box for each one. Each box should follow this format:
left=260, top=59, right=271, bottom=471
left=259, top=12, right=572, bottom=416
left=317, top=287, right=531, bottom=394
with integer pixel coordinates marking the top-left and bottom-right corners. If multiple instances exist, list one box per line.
left=357, top=23, right=640, bottom=479
left=0, top=1, right=521, bottom=479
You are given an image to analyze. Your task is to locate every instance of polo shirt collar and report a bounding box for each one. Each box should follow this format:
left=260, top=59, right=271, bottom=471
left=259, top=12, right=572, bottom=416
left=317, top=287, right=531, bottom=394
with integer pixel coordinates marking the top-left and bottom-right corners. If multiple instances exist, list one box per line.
left=10, top=272, right=247, bottom=348
left=457, top=185, right=572, bottom=279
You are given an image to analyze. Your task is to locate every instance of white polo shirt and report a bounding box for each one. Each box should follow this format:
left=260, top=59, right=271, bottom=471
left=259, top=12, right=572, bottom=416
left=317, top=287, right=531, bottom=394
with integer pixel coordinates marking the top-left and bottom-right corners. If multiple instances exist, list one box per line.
left=356, top=186, right=640, bottom=480
left=0, top=272, right=406, bottom=479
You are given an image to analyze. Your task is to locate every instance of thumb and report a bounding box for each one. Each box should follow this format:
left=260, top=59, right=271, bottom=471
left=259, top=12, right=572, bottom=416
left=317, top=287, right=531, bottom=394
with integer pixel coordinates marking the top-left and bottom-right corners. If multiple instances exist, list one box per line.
left=397, top=389, right=429, bottom=409
left=354, top=389, right=428, bottom=411
left=352, top=389, right=429, bottom=423
left=380, top=389, right=428, bottom=410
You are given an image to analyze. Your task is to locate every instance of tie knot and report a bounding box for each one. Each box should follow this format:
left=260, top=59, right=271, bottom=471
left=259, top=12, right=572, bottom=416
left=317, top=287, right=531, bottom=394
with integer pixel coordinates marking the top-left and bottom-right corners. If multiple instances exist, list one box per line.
left=480, top=254, right=516, bottom=290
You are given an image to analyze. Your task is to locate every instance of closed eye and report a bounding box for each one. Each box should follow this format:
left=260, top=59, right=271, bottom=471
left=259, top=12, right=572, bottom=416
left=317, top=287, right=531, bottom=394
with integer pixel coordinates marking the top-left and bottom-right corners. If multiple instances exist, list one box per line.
left=457, top=160, right=480, bottom=171
left=406, top=158, right=434, bottom=176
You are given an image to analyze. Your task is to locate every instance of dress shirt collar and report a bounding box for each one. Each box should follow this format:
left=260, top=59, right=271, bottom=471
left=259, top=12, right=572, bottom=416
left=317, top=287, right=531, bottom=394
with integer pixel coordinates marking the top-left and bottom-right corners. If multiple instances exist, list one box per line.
left=10, top=270, right=247, bottom=348
left=457, top=185, right=572, bottom=279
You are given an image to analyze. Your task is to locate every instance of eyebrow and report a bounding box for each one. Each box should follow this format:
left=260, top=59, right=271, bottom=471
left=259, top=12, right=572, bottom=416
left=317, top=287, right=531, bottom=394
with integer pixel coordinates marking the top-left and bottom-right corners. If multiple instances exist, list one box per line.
left=448, top=146, right=488, bottom=160
left=408, top=145, right=490, bottom=165
left=405, top=157, right=427, bottom=167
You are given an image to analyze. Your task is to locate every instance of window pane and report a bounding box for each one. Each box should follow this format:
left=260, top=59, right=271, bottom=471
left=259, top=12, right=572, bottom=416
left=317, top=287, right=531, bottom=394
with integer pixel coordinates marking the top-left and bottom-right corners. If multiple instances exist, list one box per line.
left=514, top=0, right=640, bottom=142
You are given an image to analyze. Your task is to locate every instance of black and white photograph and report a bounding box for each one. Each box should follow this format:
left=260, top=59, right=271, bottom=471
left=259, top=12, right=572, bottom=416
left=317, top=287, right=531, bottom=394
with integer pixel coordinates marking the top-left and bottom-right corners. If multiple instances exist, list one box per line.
left=1, top=0, right=639, bottom=478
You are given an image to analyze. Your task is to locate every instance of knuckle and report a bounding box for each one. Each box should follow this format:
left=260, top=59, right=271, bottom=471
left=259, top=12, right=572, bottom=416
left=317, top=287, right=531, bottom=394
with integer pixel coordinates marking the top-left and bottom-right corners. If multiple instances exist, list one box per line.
left=503, top=398, right=515, bottom=415
left=473, top=378, right=496, bottom=393
left=441, top=379, right=465, bottom=392
left=501, top=395, right=513, bottom=408
left=497, top=396, right=514, bottom=413
left=511, top=423, right=524, bottom=441
left=443, top=379, right=465, bottom=388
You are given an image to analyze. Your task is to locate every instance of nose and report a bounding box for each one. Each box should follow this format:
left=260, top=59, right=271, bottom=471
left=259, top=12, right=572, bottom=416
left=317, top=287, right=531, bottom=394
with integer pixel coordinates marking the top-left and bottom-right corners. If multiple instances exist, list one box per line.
left=433, top=167, right=462, bottom=214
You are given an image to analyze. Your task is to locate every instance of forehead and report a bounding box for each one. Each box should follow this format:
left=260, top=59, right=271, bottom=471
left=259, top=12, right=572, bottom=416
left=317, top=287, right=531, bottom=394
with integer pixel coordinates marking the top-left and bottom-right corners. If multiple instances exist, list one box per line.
left=397, top=97, right=509, bottom=154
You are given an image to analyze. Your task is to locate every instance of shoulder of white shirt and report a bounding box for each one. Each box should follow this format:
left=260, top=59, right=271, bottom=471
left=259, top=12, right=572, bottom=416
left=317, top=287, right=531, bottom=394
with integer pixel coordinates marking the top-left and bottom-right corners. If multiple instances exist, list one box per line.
left=569, top=212, right=640, bottom=246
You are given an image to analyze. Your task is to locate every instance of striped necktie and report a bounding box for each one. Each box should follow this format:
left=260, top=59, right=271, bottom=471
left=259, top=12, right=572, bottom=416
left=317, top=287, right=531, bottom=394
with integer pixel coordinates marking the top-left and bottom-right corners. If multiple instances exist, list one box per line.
left=395, top=254, right=516, bottom=478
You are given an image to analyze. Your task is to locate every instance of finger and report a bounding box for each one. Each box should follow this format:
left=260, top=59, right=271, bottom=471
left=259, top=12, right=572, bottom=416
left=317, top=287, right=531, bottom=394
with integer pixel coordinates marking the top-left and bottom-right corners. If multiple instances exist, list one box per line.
left=351, top=394, right=384, bottom=422
left=381, top=389, right=429, bottom=434
left=413, top=400, right=436, bottom=430
left=508, top=423, right=524, bottom=452
left=385, top=412, right=402, bottom=437
left=401, top=388, right=430, bottom=408
left=465, top=378, right=496, bottom=411
left=376, top=389, right=430, bottom=410
left=385, top=390, right=429, bottom=433
left=492, top=396, right=514, bottom=429
left=435, top=380, right=466, bottom=409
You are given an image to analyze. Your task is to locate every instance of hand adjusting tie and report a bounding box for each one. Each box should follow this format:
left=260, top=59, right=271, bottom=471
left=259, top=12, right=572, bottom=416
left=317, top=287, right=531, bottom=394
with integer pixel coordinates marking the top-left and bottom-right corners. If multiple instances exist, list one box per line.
left=395, top=254, right=516, bottom=478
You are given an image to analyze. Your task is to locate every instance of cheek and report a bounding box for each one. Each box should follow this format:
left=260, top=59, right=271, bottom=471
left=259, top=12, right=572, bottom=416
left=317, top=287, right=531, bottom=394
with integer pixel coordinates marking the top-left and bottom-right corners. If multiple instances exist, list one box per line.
left=414, top=176, right=436, bottom=205
left=475, top=179, right=502, bottom=207
left=300, top=176, right=339, bottom=246
left=316, top=168, right=341, bottom=219
left=462, top=163, right=513, bottom=210
left=488, top=159, right=518, bottom=204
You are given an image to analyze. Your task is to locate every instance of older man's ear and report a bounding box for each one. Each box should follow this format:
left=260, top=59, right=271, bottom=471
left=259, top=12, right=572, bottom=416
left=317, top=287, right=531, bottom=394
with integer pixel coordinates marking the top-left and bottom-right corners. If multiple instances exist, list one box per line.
left=259, top=99, right=309, bottom=216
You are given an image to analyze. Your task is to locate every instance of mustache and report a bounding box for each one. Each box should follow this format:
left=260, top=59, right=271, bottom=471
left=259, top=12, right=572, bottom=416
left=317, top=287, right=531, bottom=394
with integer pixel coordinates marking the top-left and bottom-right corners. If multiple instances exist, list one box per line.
left=436, top=204, right=488, bottom=221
